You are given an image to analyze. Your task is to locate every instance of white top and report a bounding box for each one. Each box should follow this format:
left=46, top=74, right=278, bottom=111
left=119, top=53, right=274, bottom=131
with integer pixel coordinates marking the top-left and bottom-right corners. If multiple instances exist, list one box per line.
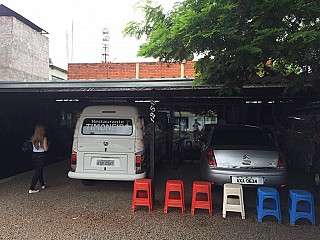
left=33, top=142, right=45, bottom=153
left=193, top=121, right=201, bottom=131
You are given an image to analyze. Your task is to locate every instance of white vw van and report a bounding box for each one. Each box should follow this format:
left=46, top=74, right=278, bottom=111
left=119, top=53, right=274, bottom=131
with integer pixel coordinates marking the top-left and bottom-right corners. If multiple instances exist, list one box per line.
left=68, top=105, right=168, bottom=185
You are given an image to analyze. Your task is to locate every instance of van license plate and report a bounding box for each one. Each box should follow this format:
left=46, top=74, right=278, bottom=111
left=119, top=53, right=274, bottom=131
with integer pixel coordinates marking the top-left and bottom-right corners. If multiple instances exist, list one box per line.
left=96, top=159, right=115, bottom=166
left=231, top=176, right=263, bottom=185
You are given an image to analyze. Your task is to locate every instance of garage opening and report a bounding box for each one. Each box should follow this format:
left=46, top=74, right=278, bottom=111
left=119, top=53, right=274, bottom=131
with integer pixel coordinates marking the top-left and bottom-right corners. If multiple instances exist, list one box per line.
left=0, top=79, right=317, bottom=192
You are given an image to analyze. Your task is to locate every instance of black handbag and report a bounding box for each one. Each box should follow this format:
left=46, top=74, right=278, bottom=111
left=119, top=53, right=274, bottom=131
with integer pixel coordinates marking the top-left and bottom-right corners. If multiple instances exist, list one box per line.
left=21, top=140, right=33, bottom=153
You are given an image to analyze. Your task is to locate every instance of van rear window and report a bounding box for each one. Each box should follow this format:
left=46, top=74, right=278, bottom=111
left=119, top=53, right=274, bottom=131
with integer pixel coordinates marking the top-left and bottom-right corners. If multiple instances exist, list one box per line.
left=82, top=118, right=133, bottom=135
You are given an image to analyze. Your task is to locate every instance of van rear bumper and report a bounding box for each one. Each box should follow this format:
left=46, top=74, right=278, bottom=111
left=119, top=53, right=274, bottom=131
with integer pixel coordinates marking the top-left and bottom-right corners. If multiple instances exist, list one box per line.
left=68, top=171, right=147, bottom=181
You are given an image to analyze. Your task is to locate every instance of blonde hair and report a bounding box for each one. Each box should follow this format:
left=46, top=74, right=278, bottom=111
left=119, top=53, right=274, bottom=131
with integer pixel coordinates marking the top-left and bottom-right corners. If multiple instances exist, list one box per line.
left=31, top=125, right=46, bottom=149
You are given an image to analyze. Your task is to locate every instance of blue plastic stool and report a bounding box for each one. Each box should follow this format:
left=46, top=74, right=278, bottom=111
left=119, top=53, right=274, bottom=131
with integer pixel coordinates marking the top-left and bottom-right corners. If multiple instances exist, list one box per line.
left=256, top=187, right=282, bottom=223
left=288, top=189, right=316, bottom=226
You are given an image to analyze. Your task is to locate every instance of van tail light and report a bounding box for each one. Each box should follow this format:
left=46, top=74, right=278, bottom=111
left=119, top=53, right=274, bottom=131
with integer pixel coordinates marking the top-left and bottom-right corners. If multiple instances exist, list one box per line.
left=277, top=151, right=285, bottom=169
left=71, top=152, right=77, bottom=171
left=207, top=149, right=217, bottom=167
left=135, top=154, right=142, bottom=173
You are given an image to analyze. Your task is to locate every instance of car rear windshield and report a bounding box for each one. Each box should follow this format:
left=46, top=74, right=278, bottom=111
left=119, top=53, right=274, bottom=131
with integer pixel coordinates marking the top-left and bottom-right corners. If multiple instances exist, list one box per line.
left=82, top=118, right=133, bottom=135
left=210, top=128, right=273, bottom=146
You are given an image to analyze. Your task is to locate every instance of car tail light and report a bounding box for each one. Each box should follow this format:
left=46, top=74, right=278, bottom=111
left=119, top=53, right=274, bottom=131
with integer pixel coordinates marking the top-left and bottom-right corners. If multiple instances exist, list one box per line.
left=71, top=152, right=77, bottom=171
left=207, top=149, right=217, bottom=166
left=135, top=154, right=142, bottom=173
left=277, top=151, right=285, bottom=169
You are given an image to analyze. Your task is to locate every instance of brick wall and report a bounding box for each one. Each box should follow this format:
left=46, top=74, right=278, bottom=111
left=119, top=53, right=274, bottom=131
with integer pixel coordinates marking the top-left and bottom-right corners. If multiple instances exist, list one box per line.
left=138, top=62, right=181, bottom=79
left=68, top=61, right=196, bottom=80
left=184, top=61, right=196, bottom=78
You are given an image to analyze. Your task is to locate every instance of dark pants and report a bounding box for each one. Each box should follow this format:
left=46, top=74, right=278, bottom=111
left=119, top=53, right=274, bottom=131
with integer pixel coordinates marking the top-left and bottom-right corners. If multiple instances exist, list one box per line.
left=193, top=130, right=199, bottom=141
left=30, top=152, right=46, bottom=190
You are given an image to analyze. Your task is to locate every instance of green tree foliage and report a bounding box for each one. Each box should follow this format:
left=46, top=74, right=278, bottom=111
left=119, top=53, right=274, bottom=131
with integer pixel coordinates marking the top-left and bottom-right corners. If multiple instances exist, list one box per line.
left=124, top=0, right=320, bottom=95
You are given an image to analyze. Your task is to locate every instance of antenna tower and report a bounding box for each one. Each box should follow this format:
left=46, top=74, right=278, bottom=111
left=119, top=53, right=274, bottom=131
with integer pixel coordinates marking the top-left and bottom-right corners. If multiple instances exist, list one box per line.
left=101, top=28, right=110, bottom=63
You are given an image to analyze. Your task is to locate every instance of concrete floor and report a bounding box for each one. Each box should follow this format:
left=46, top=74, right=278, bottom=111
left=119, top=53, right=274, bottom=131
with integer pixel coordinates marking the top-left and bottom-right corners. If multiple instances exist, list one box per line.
left=0, top=159, right=319, bottom=240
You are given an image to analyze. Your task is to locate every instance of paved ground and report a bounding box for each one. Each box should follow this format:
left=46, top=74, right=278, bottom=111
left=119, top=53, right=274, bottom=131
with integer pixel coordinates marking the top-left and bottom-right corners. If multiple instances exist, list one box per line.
left=0, top=159, right=319, bottom=240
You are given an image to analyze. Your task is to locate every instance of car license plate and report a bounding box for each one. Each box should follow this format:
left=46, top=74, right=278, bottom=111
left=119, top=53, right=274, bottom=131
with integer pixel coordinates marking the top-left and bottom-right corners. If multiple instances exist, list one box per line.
left=96, top=159, right=115, bottom=166
left=231, top=176, right=263, bottom=185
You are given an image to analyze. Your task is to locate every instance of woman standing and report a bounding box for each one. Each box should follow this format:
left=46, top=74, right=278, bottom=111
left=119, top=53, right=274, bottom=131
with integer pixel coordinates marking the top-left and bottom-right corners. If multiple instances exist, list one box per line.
left=29, top=124, right=49, bottom=194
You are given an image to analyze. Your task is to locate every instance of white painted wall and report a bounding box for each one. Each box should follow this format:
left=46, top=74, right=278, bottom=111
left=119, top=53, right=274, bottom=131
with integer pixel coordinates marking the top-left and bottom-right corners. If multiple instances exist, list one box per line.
left=49, top=65, right=67, bottom=80
left=174, top=111, right=217, bottom=131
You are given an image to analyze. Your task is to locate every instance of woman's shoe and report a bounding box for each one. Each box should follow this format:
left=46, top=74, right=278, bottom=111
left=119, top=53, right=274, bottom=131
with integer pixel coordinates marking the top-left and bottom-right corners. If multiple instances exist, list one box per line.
left=41, top=185, right=46, bottom=189
left=29, top=189, right=39, bottom=194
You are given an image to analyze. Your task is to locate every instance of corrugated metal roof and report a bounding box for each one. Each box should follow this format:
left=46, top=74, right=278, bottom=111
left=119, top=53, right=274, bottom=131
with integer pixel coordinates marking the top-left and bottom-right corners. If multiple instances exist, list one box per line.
left=0, top=78, right=288, bottom=94
left=1, top=78, right=316, bottom=106
left=0, top=78, right=201, bottom=92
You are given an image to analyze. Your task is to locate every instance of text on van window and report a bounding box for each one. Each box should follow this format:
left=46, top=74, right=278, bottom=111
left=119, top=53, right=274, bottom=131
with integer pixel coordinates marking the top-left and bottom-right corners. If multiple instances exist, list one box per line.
left=82, top=118, right=133, bottom=135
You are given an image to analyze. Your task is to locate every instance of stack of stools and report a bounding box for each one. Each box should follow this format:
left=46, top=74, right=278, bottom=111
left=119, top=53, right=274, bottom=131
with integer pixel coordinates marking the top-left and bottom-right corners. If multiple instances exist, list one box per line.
left=288, top=189, right=316, bottom=225
left=191, top=181, right=212, bottom=216
left=222, top=183, right=245, bottom=219
left=256, top=187, right=281, bottom=223
left=164, top=180, right=185, bottom=213
left=131, top=178, right=153, bottom=212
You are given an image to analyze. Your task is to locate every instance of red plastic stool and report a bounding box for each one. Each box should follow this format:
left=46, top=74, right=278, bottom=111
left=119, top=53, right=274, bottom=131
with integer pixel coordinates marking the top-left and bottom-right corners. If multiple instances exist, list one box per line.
left=131, top=178, right=152, bottom=212
left=164, top=180, right=185, bottom=213
left=191, top=181, right=213, bottom=216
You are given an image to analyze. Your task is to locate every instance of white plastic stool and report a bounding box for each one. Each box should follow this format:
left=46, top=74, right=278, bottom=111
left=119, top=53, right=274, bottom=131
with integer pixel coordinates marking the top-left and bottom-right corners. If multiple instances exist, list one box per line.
left=222, top=183, right=245, bottom=219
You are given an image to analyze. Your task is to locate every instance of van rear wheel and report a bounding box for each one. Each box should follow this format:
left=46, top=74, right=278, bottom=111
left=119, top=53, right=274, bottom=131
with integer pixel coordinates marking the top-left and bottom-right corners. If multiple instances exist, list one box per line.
left=81, top=180, right=94, bottom=186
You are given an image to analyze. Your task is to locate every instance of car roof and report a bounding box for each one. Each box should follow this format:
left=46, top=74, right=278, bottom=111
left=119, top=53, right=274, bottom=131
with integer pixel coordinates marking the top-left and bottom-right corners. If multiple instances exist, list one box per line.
left=209, top=124, right=275, bottom=146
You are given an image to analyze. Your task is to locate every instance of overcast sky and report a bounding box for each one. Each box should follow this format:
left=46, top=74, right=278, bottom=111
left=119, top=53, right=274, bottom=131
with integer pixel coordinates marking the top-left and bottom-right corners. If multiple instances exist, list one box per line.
left=1, top=0, right=179, bottom=69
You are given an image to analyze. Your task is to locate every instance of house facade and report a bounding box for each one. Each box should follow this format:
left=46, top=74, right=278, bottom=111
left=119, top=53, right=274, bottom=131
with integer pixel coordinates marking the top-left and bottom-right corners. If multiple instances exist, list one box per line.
left=0, top=4, right=49, bottom=81
left=49, top=64, right=68, bottom=81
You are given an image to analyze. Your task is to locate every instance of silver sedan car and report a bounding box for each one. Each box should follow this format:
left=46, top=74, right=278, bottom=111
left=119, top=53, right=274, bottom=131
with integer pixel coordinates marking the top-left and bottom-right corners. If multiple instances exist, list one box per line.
left=200, top=125, right=286, bottom=187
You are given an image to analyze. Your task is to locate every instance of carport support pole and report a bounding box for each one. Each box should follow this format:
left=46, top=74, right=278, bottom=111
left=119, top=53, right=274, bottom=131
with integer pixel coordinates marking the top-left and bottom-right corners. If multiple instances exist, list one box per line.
left=169, top=102, right=174, bottom=162
left=150, top=100, right=156, bottom=203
